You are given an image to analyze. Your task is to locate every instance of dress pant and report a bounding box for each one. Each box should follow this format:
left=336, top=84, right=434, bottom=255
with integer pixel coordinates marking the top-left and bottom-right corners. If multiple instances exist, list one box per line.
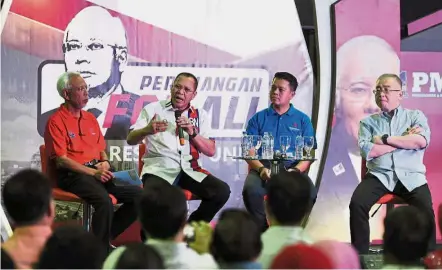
left=57, top=170, right=143, bottom=247
left=142, top=171, right=230, bottom=222
left=349, top=173, right=436, bottom=254
left=242, top=166, right=317, bottom=232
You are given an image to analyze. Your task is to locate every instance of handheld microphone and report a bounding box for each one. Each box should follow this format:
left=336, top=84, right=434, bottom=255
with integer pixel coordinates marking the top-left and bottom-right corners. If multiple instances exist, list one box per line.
left=175, top=111, right=185, bottom=146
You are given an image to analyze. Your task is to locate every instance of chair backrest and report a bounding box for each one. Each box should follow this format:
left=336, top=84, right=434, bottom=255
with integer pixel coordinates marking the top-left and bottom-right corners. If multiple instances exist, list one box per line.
left=361, top=158, right=367, bottom=177
left=39, top=145, right=58, bottom=188
left=138, top=144, right=146, bottom=176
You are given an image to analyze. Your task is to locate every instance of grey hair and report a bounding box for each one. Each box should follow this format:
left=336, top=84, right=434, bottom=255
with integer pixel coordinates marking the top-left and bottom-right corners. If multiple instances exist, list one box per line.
left=335, top=35, right=399, bottom=109
left=56, top=72, right=81, bottom=98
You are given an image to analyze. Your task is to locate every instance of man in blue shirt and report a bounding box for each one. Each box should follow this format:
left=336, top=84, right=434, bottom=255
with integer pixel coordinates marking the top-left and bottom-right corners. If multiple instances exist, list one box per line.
left=243, top=72, right=317, bottom=231
left=350, top=73, right=436, bottom=254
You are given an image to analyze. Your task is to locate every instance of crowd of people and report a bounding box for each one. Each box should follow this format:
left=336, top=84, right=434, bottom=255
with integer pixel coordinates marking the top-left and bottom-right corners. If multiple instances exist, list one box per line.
left=1, top=168, right=440, bottom=269
left=1, top=70, right=440, bottom=269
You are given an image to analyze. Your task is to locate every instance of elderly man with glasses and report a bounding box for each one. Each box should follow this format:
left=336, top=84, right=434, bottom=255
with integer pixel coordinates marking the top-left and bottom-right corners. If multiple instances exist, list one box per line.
left=127, top=72, right=231, bottom=225
left=349, top=73, right=436, bottom=255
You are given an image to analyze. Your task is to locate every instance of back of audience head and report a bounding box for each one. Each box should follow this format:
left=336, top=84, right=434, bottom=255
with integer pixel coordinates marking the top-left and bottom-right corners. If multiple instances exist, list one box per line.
left=270, top=243, right=333, bottom=269
left=210, top=209, right=262, bottom=265
left=37, top=225, right=106, bottom=269
left=137, top=179, right=188, bottom=240
left=103, top=242, right=165, bottom=269
left=383, top=205, right=433, bottom=265
left=314, top=240, right=360, bottom=268
left=2, top=169, right=54, bottom=227
left=265, top=170, right=312, bottom=226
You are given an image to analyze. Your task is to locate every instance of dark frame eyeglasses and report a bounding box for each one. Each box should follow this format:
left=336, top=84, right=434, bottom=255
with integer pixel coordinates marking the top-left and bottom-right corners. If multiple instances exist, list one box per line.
left=372, top=89, right=402, bottom=94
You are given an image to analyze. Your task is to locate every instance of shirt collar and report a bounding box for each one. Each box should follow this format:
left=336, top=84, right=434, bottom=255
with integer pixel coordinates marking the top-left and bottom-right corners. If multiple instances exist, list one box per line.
left=58, top=104, right=90, bottom=120
left=165, top=99, right=196, bottom=114
left=267, top=104, right=296, bottom=116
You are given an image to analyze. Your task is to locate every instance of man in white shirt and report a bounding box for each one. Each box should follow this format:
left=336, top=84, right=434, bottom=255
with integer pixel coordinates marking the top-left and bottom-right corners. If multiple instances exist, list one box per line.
left=381, top=206, right=431, bottom=269
left=136, top=179, right=218, bottom=269
left=127, top=72, right=230, bottom=223
left=258, top=170, right=314, bottom=269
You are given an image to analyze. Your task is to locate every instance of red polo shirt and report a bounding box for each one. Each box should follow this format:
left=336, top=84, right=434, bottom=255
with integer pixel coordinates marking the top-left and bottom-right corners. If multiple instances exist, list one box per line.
left=44, top=104, right=106, bottom=165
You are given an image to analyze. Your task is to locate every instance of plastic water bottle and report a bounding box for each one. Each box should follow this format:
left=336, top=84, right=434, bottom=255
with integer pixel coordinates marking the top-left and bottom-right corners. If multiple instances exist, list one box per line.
left=268, top=132, right=274, bottom=159
left=241, top=131, right=249, bottom=158
left=262, top=132, right=269, bottom=159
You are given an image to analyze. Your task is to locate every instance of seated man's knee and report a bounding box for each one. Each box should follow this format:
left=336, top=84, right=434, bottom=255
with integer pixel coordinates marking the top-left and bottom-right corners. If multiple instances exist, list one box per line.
left=349, top=191, right=368, bottom=212
left=242, top=173, right=264, bottom=196
left=215, top=180, right=231, bottom=204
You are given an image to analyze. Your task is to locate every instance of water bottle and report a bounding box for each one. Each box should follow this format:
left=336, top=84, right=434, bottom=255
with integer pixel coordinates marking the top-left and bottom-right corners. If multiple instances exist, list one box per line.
left=241, top=131, right=249, bottom=158
left=262, top=132, right=269, bottom=159
left=268, top=132, right=274, bottom=159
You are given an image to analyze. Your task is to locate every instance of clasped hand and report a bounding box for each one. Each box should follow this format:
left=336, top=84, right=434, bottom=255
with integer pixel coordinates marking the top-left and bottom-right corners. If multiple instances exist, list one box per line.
left=93, top=162, right=113, bottom=183
left=372, top=125, right=422, bottom=145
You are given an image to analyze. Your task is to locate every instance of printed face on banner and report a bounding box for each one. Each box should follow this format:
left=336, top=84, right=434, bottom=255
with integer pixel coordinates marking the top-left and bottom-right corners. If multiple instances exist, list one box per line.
left=63, top=6, right=128, bottom=91
left=336, top=35, right=400, bottom=142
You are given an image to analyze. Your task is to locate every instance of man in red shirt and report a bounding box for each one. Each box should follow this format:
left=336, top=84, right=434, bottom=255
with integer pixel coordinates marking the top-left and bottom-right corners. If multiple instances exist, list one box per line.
left=44, top=71, right=142, bottom=249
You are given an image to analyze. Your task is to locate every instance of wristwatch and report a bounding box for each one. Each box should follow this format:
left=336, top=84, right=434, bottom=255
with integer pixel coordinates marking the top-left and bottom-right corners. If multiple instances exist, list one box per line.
left=381, top=134, right=389, bottom=145
left=189, top=126, right=198, bottom=139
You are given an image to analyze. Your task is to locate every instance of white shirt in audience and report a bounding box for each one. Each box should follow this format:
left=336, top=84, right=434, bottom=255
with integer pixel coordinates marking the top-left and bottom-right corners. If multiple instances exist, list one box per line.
left=382, top=264, right=425, bottom=269
left=147, top=239, right=218, bottom=269
left=258, top=225, right=313, bottom=268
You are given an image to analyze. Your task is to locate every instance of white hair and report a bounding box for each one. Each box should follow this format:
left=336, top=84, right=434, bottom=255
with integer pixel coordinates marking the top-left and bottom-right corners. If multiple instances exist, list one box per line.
left=335, top=35, right=399, bottom=109
left=56, top=72, right=81, bottom=98
left=63, top=6, right=127, bottom=49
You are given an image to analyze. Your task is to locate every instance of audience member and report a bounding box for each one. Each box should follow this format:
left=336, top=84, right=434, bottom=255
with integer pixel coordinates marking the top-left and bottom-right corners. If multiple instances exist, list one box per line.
left=258, top=170, right=314, bottom=268
left=103, top=242, right=165, bottom=269
left=37, top=225, right=107, bottom=269
left=383, top=205, right=432, bottom=269
left=270, top=243, right=333, bottom=269
left=137, top=180, right=217, bottom=269
left=314, top=240, right=361, bottom=269
left=1, top=169, right=54, bottom=269
left=210, top=209, right=262, bottom=269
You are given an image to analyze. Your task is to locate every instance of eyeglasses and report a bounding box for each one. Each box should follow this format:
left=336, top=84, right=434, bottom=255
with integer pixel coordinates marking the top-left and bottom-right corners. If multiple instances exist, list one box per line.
left=372, top=89, right=402, bottom=95
left=173, top=84, right=195, bottom=94
left=71, top=85, right=89, bottom=92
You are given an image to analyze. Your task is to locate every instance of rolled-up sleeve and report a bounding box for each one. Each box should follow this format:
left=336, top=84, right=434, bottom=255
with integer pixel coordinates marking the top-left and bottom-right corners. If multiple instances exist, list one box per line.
left=412, top=110, right=430, bottom=148
left=358, top=121, right=375, bottom=161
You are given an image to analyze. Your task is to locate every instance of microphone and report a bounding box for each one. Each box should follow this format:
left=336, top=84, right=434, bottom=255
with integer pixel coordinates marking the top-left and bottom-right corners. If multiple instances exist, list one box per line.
left=175, top=111, right=185, bottom=146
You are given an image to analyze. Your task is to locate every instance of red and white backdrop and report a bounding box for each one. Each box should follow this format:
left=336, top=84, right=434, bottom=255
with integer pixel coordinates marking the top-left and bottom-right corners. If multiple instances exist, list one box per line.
left=0, top=0, right=314, bottom=217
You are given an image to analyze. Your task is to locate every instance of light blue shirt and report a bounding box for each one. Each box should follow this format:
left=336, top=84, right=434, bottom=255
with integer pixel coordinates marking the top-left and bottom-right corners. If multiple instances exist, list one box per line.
left=358, top=106, right=430, bottom=192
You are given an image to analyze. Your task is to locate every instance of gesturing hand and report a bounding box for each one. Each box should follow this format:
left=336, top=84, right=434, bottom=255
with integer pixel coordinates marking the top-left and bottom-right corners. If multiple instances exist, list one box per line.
left=146, top=114, right=168, bottom=135
left=176, top=116, right=194, bottom=135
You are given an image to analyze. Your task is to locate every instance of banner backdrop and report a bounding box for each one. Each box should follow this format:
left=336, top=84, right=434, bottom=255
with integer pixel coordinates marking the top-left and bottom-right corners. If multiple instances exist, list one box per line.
left=306, top=0, right=401, bottom=242
left=1, top=0, right=314, bottom=218
left=401, top=51, right=442, bottom=240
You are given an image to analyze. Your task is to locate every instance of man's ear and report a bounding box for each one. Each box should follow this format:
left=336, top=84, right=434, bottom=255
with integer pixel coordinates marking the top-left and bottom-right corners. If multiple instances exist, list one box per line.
left=115, top=47, right=128, bottom=72
left=63, top=89, right=70, bottom=101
